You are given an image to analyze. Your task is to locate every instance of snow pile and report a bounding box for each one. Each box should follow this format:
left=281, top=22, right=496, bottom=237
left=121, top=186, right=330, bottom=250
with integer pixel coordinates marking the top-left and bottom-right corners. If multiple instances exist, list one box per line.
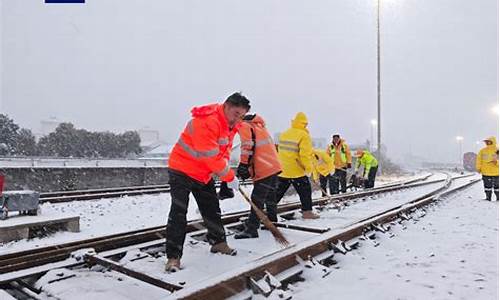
left=290, top=182, right=498, bottom=299
left=36, top=268, right=170, bottom=300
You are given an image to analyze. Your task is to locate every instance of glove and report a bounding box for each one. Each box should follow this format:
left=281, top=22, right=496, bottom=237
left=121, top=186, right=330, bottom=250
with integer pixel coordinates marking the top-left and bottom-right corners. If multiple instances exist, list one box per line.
left=346, top=163, right=352, bottom=169
left=227, top=177, right=239, bottom=190
left=237, top=163, right=251, bottom=180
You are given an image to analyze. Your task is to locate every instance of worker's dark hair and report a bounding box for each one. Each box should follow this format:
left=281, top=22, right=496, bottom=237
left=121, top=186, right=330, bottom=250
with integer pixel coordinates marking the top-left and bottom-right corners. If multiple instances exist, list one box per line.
left=242, top=113, right=256, bottom=121
left=225, top=92, right=251, bottom=111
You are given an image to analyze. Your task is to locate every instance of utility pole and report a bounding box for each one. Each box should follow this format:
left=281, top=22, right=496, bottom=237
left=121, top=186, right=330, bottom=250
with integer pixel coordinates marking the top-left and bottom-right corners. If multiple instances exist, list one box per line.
left=376, top=0, right=382, bottom=157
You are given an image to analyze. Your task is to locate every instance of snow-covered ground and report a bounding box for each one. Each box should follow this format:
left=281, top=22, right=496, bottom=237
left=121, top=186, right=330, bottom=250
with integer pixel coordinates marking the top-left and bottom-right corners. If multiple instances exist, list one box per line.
left=0, top=174, right=423, bottom=255
left=290, top=181, right=498, bottom=300
left=28, top=176, right=464, bottom=298
left=3, top=173, right=492, bottom=300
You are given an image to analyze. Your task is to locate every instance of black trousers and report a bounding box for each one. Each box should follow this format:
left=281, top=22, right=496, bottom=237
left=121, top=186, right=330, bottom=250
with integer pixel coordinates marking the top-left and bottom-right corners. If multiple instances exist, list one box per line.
left=482, top=175, right=499, bottom=199
left=276, top=176, right=313, bottom=211
left=246, top=174, right=278, bottom=231
left=166, top=170, right=226, bottom=259
left=364, top=166, right=378, bottom=188
left=319, top=174, right=331, bottom=196
left=331, top=168, right=347, bottom=194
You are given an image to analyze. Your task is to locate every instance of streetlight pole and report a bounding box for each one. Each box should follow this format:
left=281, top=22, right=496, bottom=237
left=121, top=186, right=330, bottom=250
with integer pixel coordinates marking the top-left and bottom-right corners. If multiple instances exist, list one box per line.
left=376, top=0, right=382, bottom=156
left=456, top=136, right=464, bottom=165
left=371, top=119, right=378, bottom=151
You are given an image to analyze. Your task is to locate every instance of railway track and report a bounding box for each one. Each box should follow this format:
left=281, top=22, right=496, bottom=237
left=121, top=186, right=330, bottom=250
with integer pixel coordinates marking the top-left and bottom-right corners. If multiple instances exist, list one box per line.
left=37, top=173, right=434, bottom=204
left=0, top=173, right=439, bottom=273
left=176, top=175, right=480, bottom=300
left=38, top=180, right=254, bottom=204
left=0, top=173, right=477, bottom=299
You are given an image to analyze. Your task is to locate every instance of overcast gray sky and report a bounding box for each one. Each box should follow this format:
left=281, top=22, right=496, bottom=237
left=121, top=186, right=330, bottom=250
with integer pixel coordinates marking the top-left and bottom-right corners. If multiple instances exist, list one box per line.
left=1, top=0, right=498, bottom=164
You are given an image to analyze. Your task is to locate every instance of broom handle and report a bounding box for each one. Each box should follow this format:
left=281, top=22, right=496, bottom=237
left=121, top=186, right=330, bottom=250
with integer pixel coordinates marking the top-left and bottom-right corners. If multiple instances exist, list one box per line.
left=310, top=178, right=329, bottom=198
left=307, top=159, right=334, bottom=200
left=238, top=187, right=273, bottom=224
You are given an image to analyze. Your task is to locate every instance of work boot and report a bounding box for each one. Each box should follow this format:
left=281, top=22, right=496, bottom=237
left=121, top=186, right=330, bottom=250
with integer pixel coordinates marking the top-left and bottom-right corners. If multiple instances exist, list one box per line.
left=210, top=242, right=237, bottom=256
left=165, top=258, right=181, bottom=273
left=302, top=210, right=320, bottom=219
left=234, top=228, right=259, bottom=239
left=485, top=191, right=492, bottom=201
left=218, top=182, right=235, bottom=200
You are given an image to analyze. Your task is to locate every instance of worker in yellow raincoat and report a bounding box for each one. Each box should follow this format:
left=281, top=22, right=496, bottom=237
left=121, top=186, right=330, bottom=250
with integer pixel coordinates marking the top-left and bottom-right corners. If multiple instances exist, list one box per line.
left=476, top=136, right=499, bottom=201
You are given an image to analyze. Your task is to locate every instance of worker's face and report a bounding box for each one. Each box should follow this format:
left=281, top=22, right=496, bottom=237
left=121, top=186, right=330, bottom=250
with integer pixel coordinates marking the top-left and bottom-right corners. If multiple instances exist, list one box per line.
left=332, top=136, right=340, bottom=144
left=223, top=104, right=248, bottom=127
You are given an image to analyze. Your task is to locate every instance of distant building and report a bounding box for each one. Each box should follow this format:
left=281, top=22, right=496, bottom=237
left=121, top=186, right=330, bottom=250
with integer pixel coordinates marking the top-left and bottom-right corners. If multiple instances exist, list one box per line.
left=40, top=117, right=62, bottom=135
left=34, top=117, right=63, bottom=141
left=138, top=127, right=160, bottom=147
left=140, top=142, right=174, bottom=159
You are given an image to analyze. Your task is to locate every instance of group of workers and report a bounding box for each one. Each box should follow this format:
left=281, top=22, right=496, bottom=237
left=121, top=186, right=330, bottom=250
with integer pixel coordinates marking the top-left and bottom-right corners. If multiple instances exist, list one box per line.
left=164, top=92, right=379, bottom=272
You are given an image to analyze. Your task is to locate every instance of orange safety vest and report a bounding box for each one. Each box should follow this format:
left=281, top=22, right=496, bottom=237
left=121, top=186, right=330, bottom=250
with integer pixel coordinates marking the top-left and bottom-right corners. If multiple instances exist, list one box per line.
left=239, top=115, right=281, bottom=181
left=168, top=103, right=240, bottom=184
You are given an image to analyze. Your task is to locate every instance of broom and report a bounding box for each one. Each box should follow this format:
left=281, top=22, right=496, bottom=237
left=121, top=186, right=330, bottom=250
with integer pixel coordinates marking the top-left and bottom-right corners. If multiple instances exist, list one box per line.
left=238, top=187, right=290, bottom=247
left=309, top=158, right=345, bottom=209
left=309, top=177, right=344, bottom=209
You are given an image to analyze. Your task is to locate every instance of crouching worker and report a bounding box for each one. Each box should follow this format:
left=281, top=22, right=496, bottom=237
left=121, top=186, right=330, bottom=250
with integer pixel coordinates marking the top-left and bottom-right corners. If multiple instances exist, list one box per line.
left=165, top=93, right=250, bottom=272
left=234, top=114, right=282, bottom=239
left=354, top=149, right=379, bottom=188
left=312, top=148, right=334, bottom=197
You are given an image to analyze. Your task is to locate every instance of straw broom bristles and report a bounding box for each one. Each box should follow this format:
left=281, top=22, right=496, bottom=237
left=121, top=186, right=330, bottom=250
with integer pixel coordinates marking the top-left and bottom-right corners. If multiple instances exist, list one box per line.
left=238, top=187, right=290, bottom=247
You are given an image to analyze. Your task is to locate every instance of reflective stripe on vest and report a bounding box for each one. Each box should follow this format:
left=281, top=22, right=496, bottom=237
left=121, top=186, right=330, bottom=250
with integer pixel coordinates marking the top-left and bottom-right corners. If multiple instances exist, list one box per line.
left=279, top=140, right=299, bottom=153
left=280, top=140, right=298, bottom=147
left=243, top=137, right=274, bottom=148
left=218, top=138, right=229, bottom=145
left=255, top=137, right=274, bottom=147
left=241, top=150, right=254, bottom=155
left=177, top=138, right=219, bottom=158
left=279, top=145, right=299, bottom=153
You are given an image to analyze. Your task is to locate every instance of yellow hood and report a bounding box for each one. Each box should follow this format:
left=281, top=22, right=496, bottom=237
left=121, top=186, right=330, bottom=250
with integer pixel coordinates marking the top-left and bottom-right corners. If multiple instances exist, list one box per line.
left=291, top=112, right=308, bottom=130
left=484, top=136, right=497, bottom=146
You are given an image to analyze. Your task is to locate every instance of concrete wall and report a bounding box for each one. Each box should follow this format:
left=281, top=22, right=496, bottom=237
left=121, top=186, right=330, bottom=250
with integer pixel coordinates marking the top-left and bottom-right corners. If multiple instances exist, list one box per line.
left=0, top=167, right=170, bottom=192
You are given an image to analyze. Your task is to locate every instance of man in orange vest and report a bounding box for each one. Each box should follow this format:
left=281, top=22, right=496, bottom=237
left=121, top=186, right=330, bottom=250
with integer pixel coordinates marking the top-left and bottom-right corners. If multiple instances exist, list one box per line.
left=234, top=114, right=282, bottom=239
left=165, top=93, right=251, bottom=272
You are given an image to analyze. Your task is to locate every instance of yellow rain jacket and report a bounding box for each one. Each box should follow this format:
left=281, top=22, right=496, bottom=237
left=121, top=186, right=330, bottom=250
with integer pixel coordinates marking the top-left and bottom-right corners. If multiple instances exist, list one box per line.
left=476, top=136, right=499, bottom=176
left=312, top=149, right=334, bottom=182
left=278, top=112, right=314, bottom=178
left=326, top=139, right=352, bottom=169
